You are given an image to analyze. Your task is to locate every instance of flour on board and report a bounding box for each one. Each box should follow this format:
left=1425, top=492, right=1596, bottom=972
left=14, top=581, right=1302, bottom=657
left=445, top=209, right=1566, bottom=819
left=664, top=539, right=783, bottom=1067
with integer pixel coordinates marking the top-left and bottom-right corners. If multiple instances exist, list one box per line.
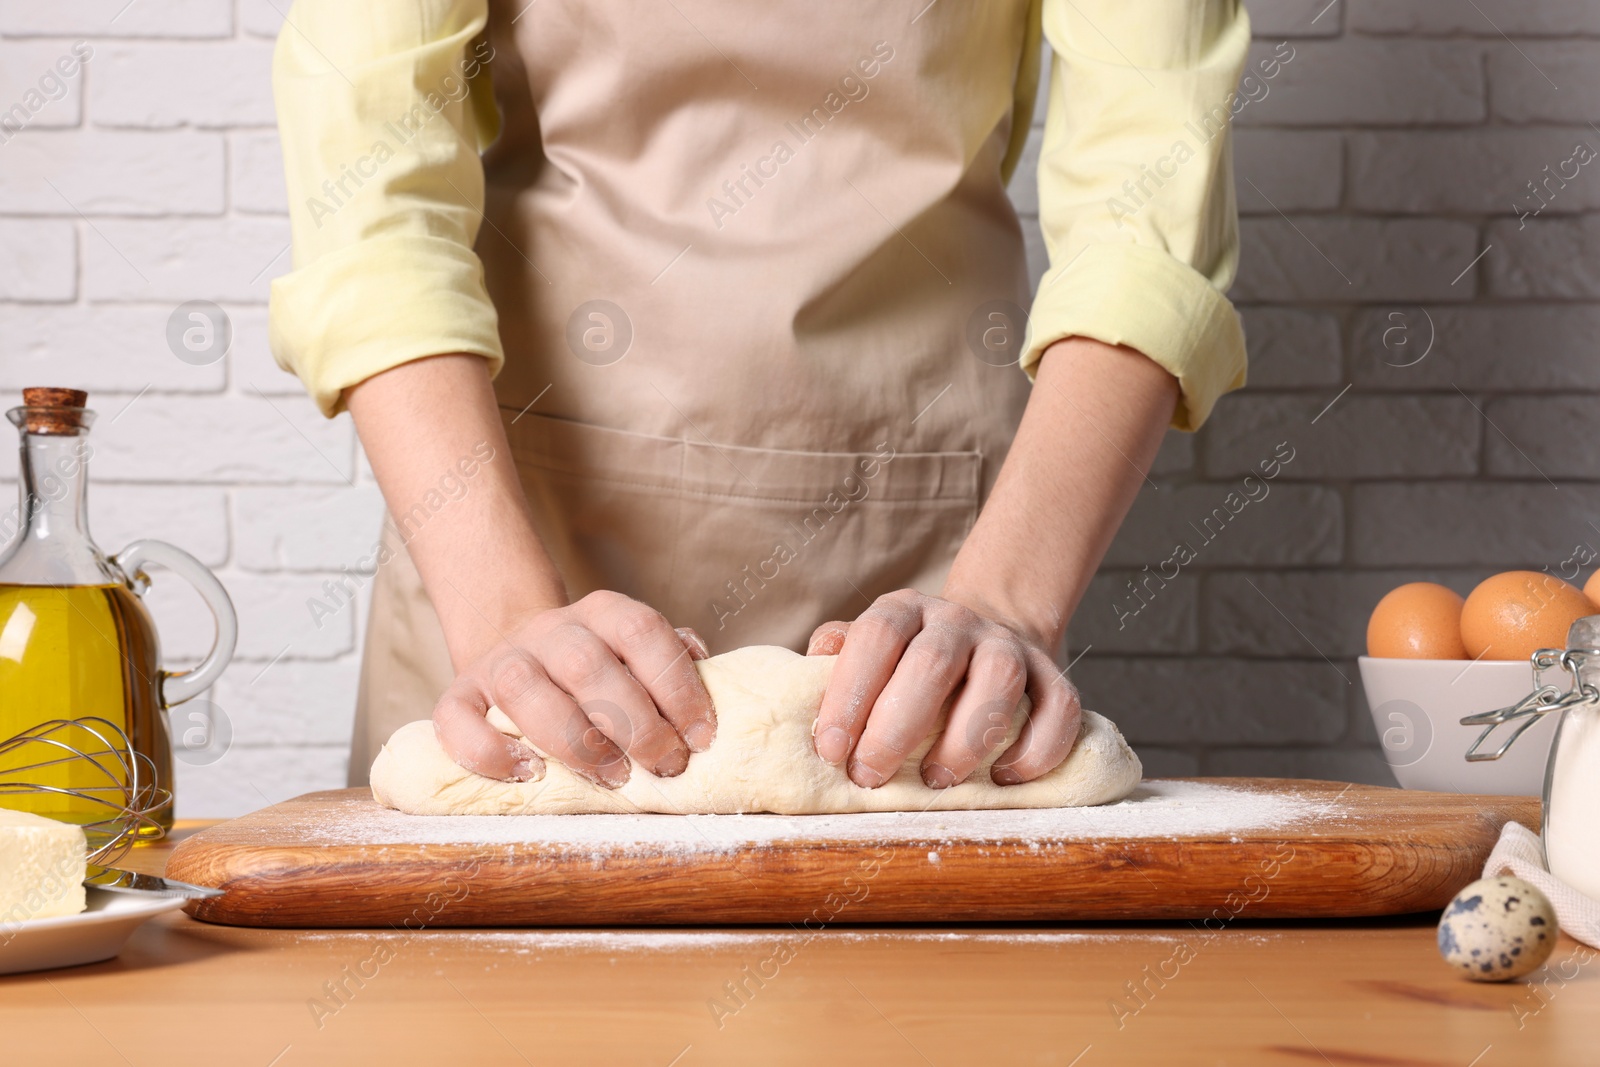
left=289, top=779, right=1343, bottom=853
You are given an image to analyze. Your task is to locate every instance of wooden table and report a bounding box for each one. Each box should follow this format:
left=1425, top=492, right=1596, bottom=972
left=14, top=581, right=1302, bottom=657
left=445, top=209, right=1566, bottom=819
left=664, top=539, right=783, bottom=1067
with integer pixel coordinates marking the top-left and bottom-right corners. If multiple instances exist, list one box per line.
left=3, top=823, right=1596, bottom=1066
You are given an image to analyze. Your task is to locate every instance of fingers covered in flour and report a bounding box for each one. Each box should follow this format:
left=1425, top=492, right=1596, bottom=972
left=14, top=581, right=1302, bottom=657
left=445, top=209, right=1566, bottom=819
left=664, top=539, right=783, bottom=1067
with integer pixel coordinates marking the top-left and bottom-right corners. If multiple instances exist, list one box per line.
left=848, top=623, right=974, bottom=788
left=811, top=592, right=919, bottom=770
left=811, top=589, right=1082, bottom=790
left=430, top=590, right=712, bottom=785
left=484, top=649, right=631, bottom=788
left=531, top=618, right=688, bottom=780
left=920, top=639, right=1028, bottom=788
left=572, top=592, right=716, bottom=755
left=806, top=621, right=850, bottom=656
left=675, top=626, right=711, bottom=661
left=991, top=647, right=1083, bottom=785
left=433, top=680, right=545, bottom=783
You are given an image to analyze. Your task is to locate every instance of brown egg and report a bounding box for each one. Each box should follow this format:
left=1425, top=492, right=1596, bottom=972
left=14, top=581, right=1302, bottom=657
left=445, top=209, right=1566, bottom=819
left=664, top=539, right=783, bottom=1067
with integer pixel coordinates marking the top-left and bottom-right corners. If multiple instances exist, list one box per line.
left=1584, top=568, right=1600, bottom=610
left=1460, top=571, right=1594, bottom=662
left=1367, top=582, right=1468, bottom=659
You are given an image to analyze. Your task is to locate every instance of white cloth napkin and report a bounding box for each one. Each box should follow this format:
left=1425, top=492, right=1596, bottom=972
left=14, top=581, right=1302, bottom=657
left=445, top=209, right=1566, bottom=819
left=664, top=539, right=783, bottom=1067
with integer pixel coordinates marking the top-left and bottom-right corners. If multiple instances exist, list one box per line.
left=1482, top=821, right=1600, bottom=949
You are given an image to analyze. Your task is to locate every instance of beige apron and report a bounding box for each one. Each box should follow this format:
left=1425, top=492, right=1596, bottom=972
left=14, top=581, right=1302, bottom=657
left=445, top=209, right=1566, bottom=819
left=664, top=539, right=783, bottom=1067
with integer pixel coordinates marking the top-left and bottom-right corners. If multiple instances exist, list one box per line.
left=351, top=0, right=1041, bottom=782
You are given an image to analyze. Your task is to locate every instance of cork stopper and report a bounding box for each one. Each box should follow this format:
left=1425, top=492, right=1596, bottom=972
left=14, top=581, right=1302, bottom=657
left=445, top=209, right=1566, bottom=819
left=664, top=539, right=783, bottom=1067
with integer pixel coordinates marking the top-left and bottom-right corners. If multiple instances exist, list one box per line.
left=21, top=387, right=89, bottom=435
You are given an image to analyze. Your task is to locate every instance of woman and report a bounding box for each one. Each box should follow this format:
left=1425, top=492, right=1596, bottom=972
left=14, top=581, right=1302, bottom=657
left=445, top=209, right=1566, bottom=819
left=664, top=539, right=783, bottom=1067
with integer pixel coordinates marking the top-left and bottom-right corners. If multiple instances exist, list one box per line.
left=269, top=0, right=1249, bottom=792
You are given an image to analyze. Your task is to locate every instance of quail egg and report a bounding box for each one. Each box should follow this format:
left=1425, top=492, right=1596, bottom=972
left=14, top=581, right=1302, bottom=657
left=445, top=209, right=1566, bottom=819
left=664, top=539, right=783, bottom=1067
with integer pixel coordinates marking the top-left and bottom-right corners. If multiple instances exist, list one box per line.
left=1437, top=875, right=1559, bottom=982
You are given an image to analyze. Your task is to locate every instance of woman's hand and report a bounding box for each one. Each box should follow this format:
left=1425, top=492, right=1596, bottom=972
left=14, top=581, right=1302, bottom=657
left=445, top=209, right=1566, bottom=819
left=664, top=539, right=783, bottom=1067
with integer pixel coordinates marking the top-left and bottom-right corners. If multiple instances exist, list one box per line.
left=804, top=335, right=1180, bottom=790
left=806, top=590, right=1081, bottom=789
left=345, top=355, right=717, bottom=789
left=433, top=591, right=716, bottom=786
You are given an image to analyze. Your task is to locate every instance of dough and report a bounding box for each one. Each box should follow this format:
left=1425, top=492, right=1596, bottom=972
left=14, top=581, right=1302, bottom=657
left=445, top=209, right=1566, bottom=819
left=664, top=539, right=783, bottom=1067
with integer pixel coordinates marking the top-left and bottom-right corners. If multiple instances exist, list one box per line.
left=370, top=645, right=1142, bottom=816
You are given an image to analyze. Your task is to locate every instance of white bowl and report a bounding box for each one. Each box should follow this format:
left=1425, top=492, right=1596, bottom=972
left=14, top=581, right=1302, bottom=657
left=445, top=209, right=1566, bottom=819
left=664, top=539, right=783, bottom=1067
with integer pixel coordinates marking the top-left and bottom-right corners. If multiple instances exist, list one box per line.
left=1359, top=656, right=1558, bottom=796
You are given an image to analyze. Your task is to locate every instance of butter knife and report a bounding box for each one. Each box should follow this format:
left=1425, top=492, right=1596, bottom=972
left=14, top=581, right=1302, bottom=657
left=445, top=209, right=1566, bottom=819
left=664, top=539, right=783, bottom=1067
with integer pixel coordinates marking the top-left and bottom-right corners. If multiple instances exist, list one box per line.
left=84, top=864, right=225, bottom=900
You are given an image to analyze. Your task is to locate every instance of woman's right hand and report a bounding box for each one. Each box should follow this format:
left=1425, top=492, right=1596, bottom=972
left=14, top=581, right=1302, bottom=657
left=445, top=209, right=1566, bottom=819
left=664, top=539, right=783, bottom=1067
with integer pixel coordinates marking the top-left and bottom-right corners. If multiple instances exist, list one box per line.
left=344, top=355, right=715, bottom=789
left=430, top=590, right=717, bottom=787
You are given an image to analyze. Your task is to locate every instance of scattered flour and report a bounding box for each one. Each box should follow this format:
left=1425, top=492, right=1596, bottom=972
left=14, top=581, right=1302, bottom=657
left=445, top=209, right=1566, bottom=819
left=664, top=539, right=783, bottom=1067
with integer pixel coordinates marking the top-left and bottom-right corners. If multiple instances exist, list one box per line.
left=271, top=780, right=1340, bottom=854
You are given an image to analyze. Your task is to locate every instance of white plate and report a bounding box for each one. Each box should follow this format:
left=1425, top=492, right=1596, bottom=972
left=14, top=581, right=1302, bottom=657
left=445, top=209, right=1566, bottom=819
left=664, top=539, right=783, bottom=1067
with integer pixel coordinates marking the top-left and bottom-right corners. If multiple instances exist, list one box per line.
left=0, top=888, right=187, bottom=976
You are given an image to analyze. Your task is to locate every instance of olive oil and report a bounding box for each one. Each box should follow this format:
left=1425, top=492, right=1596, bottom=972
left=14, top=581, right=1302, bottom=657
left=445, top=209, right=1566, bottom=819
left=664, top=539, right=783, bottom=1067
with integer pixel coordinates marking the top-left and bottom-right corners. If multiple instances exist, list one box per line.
left=0, top=582, right=172, bottom=833
left=0, top=388, right=235, bottom=843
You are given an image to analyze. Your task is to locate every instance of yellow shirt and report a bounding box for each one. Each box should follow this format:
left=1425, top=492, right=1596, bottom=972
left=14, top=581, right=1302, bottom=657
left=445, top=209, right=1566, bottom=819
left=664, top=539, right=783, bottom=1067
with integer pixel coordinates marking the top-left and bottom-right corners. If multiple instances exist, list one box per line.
left=269, top=0, right=1250, bottom=431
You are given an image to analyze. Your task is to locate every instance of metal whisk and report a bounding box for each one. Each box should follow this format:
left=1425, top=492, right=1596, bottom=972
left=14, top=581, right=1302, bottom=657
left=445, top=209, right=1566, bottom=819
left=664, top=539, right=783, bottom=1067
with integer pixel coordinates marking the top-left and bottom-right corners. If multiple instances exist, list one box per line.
left=0, top=717, right=169, bottom=865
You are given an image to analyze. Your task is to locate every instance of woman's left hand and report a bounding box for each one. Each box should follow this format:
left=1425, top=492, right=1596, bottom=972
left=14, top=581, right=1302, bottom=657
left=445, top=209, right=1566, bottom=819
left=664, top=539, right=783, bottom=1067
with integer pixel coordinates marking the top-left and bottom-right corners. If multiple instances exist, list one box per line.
left=806, top=589, right=1082, bottom=789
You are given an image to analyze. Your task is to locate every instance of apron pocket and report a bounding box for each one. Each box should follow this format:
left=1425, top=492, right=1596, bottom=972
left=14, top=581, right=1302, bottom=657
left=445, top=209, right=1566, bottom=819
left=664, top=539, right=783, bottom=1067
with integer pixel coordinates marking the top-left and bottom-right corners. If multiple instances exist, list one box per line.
left=503, top=411, right=982, bottom=651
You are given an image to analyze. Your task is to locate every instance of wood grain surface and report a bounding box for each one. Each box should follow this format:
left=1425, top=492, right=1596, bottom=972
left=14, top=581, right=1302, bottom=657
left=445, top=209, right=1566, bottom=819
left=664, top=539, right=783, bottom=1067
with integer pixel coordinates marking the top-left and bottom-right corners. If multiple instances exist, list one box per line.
left=164, top=779, right=1539, bottom=928
left=14, top=908, right=1599, bottom=1066
left=7, top=822, right=1596, bottom=1066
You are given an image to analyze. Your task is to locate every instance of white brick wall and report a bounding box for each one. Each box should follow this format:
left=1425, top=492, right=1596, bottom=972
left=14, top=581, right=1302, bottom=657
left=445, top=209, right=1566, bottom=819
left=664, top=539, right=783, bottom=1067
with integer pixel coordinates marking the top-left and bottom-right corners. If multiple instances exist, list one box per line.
left=1, top=1, right=1587, bottom=813
left=0, top=1, right=351, bottom=817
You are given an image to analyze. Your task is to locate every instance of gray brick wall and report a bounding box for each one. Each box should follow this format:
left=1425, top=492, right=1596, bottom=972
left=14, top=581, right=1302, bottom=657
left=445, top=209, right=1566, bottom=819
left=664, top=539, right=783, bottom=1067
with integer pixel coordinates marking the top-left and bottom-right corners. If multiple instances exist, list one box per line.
left=1047, top=0, right=1600, bottom=784
left=0, top=1, right=1586, bottom=812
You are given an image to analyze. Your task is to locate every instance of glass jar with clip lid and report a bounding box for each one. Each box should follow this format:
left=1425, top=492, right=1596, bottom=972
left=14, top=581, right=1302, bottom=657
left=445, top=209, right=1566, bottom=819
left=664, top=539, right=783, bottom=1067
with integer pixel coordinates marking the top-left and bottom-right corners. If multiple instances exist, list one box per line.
left=1463, top=613, right=1600, bottom=900
left=0, top=387, right=237, bottom=837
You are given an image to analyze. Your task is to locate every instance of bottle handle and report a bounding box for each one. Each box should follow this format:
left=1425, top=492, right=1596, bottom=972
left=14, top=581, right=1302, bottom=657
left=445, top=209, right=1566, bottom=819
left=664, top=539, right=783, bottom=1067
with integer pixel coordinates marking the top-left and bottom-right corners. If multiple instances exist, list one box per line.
left=111, top=539, right=238, bottom=709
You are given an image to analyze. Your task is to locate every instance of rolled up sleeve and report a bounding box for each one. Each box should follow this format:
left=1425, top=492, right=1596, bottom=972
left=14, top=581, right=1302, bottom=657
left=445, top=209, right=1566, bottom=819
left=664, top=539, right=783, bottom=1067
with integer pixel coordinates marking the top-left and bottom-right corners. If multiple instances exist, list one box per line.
left=1022, top=0, right=1252, bottom=431
left=268, top=0, right=504, bottom=416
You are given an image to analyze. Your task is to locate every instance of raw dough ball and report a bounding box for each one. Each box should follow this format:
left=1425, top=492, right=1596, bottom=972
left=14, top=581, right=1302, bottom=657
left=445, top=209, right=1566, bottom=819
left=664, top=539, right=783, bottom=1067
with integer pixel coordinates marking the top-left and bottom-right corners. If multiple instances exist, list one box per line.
left=370, top=645, right=1142, bottom=816
left=1437, top=875, right=1558, bottom=982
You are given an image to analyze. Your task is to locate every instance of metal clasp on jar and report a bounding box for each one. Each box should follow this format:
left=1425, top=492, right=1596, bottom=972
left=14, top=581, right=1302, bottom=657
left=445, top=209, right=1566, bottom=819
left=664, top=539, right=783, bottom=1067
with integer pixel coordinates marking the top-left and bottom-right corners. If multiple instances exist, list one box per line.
left=1462, top=647, right=1600, bottom=762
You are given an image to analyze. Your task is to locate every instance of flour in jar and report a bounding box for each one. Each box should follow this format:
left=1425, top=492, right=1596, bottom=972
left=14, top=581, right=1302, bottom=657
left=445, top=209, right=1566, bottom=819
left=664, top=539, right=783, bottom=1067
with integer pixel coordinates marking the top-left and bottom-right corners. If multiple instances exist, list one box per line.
left=1545, top=703, right=1600, bottom=899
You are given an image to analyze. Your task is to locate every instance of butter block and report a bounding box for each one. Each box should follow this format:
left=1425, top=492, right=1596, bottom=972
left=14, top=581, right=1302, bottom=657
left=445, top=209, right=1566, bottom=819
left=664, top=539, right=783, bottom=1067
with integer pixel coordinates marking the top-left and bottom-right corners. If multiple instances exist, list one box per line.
left=0, top=809, right=87, bottom=925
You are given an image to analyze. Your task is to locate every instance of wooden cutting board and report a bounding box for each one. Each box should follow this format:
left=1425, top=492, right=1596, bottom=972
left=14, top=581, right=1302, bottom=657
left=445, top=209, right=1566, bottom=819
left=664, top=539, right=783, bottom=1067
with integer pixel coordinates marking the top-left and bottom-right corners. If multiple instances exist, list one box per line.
left=165, top=778, right=1537, bottom=928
